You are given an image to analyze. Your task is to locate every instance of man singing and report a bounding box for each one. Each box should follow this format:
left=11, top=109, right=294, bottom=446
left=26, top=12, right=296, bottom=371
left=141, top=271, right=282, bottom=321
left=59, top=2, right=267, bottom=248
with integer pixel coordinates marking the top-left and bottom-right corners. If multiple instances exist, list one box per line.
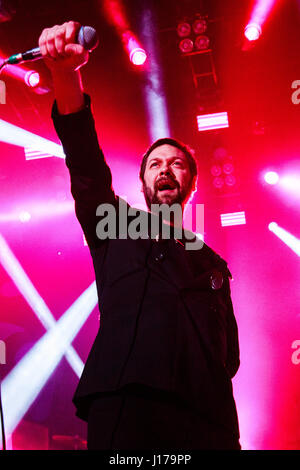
left=39, top=21, right=240, bottom=450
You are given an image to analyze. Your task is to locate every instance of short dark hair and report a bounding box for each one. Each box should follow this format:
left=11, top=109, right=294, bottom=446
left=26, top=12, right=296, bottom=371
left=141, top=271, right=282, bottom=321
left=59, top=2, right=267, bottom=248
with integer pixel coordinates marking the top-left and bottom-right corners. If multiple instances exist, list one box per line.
left=139, top=138, right=198, bottom=183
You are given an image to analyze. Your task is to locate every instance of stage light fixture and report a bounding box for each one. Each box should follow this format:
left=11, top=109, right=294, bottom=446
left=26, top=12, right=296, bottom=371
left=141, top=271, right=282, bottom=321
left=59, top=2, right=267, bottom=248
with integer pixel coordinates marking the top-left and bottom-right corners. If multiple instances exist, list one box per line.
left=213, top=177, right=224, bottom=189
left=197, top=112, right=229, bottom=131
left=179, top=38, right=194, bottom=54
left=225, top=175, right=236, bottom=186
left=129, top=47, right=147, bottom=65
left=223, top=162, right=235, bottom=175
left=195, top=34, right=210, bottom=50
left=264, top=171, right=279, bottom=185
left=192, top=18, right=207, bottom=35
left=24, top=71, right=40, bottom=88
left=210, top=164, right=222, bottom=177
left=244, top=23, right=262, bottom=41
left=177, top=22, right=191, bottom=38
left=221, top=212, right=246, bottom=227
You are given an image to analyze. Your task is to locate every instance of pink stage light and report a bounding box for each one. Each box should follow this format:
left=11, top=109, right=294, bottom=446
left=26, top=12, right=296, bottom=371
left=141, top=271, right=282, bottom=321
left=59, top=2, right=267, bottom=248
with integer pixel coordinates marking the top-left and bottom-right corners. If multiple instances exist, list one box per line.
left=122, top=31, right=147, bottom=66
left=102, top=1, right=147, bottom=66
left=24, top=70, right=40, bottom=88
left=0, top=53, right=48, bottom=92
left=18, top=211, right=31, bottom=223
left=244, top=0, right=277, bottom=43
left=129, top=47, right=147, bottom=66
left=279, top=175, right=300, bottom=198
left=220, top=211, right=246, bottom=227
left=24, top=147, right=54, bottom=160
left=197, top=112, right=229, bottom=132
left=0, top=119, right=64, bottom=158
left=268, top=222, right=300, bottom=257
left=264, top=171, right=279, bottom=185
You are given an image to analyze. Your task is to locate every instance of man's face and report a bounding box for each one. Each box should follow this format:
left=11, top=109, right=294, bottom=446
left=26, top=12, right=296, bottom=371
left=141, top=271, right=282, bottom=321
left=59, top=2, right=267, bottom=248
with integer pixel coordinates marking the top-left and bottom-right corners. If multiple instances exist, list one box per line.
left=142, top=144, right=196, bottom=209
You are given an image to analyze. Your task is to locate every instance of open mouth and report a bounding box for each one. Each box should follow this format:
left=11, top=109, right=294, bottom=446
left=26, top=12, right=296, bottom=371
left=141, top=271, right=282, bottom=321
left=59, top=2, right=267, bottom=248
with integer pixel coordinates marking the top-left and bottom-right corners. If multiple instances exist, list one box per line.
left=157, top=180, right=177, bottom=192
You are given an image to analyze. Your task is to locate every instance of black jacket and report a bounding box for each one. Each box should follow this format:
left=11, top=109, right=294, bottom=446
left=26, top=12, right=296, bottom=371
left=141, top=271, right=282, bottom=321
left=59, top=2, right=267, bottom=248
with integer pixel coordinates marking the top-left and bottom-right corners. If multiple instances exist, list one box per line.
left=52, top=95, right=240, bottom=436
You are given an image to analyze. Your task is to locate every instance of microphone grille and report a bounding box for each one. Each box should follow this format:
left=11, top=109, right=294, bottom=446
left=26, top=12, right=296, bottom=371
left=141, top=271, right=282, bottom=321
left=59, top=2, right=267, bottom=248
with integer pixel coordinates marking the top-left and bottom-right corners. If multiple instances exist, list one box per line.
left=78, top=26, right=99, bottom=51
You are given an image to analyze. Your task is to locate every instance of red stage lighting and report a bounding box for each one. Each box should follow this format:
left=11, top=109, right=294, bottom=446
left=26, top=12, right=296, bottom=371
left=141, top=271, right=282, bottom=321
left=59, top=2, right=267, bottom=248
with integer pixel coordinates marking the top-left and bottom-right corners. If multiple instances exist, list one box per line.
left=223, top=162, right=235, bottom=175
left=244, top=23, right=262, bottom=41
left=195, top=34, right=210, bottom=51
left=213, top=177, right=224, bottom=189
left=176, top=22, right=191, bottom=38
left=192, top=18, right=207, bottom=35
left=179, top=38, right=194, bottom=54
left=225, top=175, right=236, bottom=187
left=210, top=164, right=222, bottom=177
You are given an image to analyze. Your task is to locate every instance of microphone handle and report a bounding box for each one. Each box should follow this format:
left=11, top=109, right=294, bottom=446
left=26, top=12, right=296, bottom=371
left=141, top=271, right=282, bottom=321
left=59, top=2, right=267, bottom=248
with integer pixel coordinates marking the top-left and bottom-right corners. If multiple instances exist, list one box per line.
left=5, top=48, right=41, bottom=65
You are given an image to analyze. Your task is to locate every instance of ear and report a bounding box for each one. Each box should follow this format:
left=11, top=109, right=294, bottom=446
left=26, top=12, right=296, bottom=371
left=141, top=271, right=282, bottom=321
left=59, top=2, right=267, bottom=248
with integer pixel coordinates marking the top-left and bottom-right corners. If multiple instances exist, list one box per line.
left=191, top=176, right=197, bottom=192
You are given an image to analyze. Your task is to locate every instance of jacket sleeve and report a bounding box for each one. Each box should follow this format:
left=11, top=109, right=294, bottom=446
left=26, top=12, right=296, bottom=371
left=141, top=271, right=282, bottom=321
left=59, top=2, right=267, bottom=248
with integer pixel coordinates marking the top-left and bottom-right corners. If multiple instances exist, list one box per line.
left=51, top=94, right=117, bottom=249
left=223, top=275, right=240, bottom=378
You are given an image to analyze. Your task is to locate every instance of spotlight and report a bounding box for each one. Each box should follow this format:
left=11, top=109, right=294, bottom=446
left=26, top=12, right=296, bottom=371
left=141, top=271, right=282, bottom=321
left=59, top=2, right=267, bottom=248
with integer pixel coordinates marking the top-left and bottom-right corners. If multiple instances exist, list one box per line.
left=24, top=71, right=40, bottom=88
left=264, top=171, right=279, bottom=185
left=213, top=177, right=224, bottom=189
left=195, top=35, right=210, bottom=50
left=18, top=211, right=31, bottom=223
left=221, top=212, right=246, bottom=227
left=225, top=175, right=236, bottom=186
left=177, top=22, right=191, bottom=38
left=197, top=112, right=229, bottom=132
left=179, top=38, right=194, bottom=54
left=268, top=222, right=277, bottom=231
left=244, top=23, right=261, bottom=41
left=129, top=47, right=147, bottom=66
left=192, top=18, right=207, bottom=35
left=210, top=164, right=222, bottom=177
left=223, top=162, right=234, bottom=175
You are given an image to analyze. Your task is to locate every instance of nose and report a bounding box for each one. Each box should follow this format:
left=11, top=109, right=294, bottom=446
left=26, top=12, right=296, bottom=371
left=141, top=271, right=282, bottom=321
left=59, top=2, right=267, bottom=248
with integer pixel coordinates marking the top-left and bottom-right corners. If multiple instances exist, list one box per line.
left=159, top=162, right=173, bottom=177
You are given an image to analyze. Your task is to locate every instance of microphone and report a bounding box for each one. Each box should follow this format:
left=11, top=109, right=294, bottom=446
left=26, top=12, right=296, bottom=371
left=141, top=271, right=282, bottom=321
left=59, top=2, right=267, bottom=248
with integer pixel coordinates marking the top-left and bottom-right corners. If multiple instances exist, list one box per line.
left=2, top=26, right=99, bottom=66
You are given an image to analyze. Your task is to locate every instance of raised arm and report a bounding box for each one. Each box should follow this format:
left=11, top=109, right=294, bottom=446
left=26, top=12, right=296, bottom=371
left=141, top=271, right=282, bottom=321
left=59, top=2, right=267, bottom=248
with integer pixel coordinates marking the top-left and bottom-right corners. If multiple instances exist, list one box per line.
left=38, top=21, right=87, bottom=114
left=39, top=21, right=117, bottom=248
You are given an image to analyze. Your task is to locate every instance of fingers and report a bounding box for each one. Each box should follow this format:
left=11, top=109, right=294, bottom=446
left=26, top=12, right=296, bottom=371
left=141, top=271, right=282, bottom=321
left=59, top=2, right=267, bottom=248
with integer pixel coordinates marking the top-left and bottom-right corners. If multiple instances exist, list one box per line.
left=38, top=21, right=81, bottom=60
left=65, top=21, right=81, bottom=43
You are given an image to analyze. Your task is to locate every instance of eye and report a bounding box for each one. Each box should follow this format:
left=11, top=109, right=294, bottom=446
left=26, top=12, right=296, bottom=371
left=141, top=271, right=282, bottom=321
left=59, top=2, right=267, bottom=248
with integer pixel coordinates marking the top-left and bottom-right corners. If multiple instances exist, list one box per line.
left=150, top=161, right=158, bottom=168
left=173, top=160, right=183, bottom=167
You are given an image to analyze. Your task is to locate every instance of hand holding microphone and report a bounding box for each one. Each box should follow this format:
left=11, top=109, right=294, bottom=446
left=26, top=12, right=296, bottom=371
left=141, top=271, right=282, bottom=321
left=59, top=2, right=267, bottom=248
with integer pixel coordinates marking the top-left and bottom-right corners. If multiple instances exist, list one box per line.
left=1, top=21, right=98, bottom=74
left=38, top=21, right=98, bottom=73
